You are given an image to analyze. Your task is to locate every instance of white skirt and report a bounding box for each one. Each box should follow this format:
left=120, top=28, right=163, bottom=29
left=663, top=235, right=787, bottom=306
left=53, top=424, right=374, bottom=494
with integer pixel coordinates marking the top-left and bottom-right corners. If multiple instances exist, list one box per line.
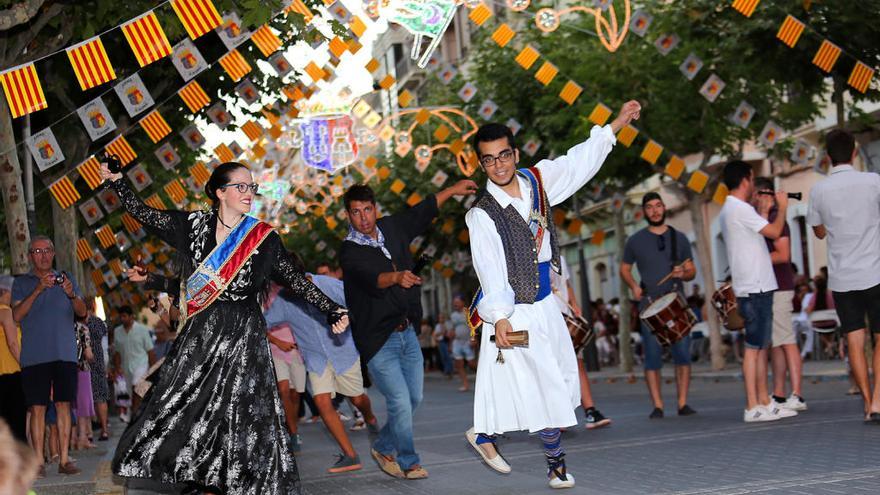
left=473, top=296, right=580, bottom=435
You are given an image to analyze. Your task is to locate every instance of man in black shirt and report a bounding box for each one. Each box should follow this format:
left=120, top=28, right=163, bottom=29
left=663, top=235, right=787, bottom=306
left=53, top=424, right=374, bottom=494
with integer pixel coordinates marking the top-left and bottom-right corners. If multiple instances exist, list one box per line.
left=340, top=179, right=475, bottom=479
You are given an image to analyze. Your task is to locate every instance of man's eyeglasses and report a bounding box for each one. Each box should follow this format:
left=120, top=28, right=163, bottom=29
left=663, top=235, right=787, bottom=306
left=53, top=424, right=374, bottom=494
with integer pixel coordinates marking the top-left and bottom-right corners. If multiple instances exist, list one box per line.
left=220, top=182, right=259, bottom=194
left=29, top=248, right=54, bottom=255
left=479, top=149, right=515, bottom=168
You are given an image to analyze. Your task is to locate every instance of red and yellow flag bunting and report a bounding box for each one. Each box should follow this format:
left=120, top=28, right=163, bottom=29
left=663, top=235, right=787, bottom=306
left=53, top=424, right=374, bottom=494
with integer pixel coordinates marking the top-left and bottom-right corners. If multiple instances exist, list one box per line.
left=178, top=80, right=210, bottom=113
left=66, top=36, right=116, bottom=90
left=121, top=12, right=172, bottom=67
left=164, top=179, right=188, bottom=204
left=145, top=194, right=167, bottom=210
left=105, top=135, right=137, bottom=166
left=214, top=143, right=234, bottom=162
left=139, top=109, right=172, bottom=143
left=76, top=156, right=103, bottom=190
left=48, top=176, right=80, bottom=209
left=95, top=225, right=116, bottom=249
left=121, top=213, right=142, bottom=234
left=76, top=239, right=93, bottom=262
left=251, top=24, right=282, bottom=57
left=171, top=0, right=222, bottom=40
left=241, top=121, right=264, bottom=142
left=0, top=63, right=47, bottom=118
left=219, top=49, right=251, bottom=82
left=189, top=161, right=210, bottom=185
left=285, top=0, right=314, bottom=22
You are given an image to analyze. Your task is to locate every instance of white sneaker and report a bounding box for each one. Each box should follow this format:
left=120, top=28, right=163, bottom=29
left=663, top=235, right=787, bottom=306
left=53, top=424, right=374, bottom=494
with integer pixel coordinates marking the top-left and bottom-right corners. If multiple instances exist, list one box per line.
left=766, top=403, right=798, bottom=418
left=783, top=394, right=807, bottom=411
left=549, top=472, right=575, bottom=489
left=465, top=428, right=511, bottom=474
left=744, top=405, right=781, bottom=423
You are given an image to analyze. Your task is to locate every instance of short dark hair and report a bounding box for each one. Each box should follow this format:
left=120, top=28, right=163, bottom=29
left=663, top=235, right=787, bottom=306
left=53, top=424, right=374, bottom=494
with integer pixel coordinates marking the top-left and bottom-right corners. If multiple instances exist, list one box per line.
left=472, top=123, right=515, bottom=158
left=825, top=129, right=855, bottom=165
left=118, top=305, right=134, bottom=316
left=343, top=184, right=375, bottom=210
left=641, top=192, right=662, bottom=208
left=722, top=160, right=753, bottom=191
left=753, top=176, right=774, bottom=192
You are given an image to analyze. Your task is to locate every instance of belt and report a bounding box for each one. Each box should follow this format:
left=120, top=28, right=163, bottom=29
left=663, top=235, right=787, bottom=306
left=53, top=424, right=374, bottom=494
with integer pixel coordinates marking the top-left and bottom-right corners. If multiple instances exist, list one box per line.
left=535, top=261, right=552, bottom=301
left=393, top=319, right=410, bottom=332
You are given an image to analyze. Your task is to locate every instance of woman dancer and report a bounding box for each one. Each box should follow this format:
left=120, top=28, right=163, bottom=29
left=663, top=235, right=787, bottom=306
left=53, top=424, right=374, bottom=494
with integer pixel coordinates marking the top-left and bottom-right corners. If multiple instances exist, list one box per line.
left=101, top=162, right=348, bottom=494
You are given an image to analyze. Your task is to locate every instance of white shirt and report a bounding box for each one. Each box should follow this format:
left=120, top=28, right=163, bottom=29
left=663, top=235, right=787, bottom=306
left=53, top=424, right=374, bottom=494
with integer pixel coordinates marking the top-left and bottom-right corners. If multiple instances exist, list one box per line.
left=806, top=165, right=880, bottom=292
left=551, top=257, right=574, bottom=316
left=720, top=195, right=778, bottom=297
left=467, top=124, right=616, bottom=323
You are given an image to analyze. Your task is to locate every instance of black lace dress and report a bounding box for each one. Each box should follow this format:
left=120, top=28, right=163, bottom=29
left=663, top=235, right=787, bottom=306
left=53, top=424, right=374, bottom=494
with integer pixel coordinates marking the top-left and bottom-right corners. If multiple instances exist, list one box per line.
left=109, top=178, right=340, bottom=494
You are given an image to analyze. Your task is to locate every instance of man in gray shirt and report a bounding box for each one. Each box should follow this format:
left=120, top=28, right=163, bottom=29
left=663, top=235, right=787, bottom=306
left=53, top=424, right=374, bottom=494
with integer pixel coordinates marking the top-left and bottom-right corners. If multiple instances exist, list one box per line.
left=807, top=129, right=880, bottom=423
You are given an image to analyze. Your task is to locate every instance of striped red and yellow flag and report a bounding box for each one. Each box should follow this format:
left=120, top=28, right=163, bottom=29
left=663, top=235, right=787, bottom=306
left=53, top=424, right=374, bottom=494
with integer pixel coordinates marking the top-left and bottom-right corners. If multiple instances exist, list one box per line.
left=219, top=49, right=251, bottom=82
left=105, top=135, right=137, bottom=166
left=558, top=80, right=583, bottom=105
left=848, top=61, right=874, bottom=94
left=812, top=40, right=841, bottom=73
left=284, top=85, right=305, bottom=101
left=139, top=109, right=172, bottom=143
left=189, top=161, right=210, bottom=186
left=616, top=124, right=639, bottom=147
left=171, top=0, right=222, bottom=40
left=0, top=63, right=47, bottom=118
left=91, top=270, right=104, bottom=289
left=328, top=37, right=348, bottom=59
left=108, top=258, right=124, bottom=276
left=305, top=62, right=325, bottom=82
left=66, top=36, right=116, bottom=91
left=241, top=120, right=264, bottom=142
left=251, top=24, right=282, bottom=57
left=48, top=176, right=80, bottom=209
left=640, top=140, right=663, bottom=165
left=215, top=143, right=234, bottom=162
left=164, top=179, right=188, bottom=204
left=76, top=156, right=103, bottom=190
left=121, top=213, right=142, bottom=234
left=121, top=12, right=172, bottom=67
left=776, top=15, right=804, bottom=48
left=731, top=0, right=760, bottom=17
left=468, top=3, right=493, bottom=26
left=76, top=238, right=93, bottom=262
left=515, top=45, right=540, bottom=70
left=179, top=80, right=210, bottom=113
left=285, top=0, right=314, bottom=22
left=145, top=194, right=167, bottom=210
left=95, top=225, right=116, bottom=249
left=534, top=62, right=558, bottom=85
left=492, top=24, right=516, bottom=47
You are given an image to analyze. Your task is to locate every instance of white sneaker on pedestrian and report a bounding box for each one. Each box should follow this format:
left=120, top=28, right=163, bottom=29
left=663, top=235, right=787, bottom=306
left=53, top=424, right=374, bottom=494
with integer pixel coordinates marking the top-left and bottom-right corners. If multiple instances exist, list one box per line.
left=766, top=403, right=798, bottom=418
left=549, top=472, right=575, bottom=489
left=465, top=428, right=511, bottom=474
left=783, top=394, right=807, bottom=411
left=744, top=405, right=781, bottom=423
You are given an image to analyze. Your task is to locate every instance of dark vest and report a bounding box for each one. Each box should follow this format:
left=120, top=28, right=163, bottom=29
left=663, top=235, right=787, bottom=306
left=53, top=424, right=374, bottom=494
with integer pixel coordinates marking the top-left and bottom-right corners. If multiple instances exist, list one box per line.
left=472, top=171, right=561, bottom=304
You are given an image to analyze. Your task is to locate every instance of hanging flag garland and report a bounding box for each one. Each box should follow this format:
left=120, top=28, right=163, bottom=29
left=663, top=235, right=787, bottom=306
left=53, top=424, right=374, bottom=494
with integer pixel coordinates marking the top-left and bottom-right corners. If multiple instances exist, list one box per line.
left=65, top=36, right=117, bottom=91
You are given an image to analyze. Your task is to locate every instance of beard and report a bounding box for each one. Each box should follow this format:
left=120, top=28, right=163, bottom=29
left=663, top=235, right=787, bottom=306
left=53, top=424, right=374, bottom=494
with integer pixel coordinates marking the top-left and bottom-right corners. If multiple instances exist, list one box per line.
left=646, top=210, right=666, bottom=227
left=488, top=171, right=517, bottom=188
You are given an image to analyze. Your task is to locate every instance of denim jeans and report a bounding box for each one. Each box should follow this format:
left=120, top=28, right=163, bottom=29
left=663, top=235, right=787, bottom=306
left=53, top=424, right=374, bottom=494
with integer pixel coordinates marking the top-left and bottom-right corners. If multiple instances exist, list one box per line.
left=737, top=292, right=774, bottom=349
left=367, top=325, right=424, bottom=470
left=437, top=340, right=453, bottom=374
left=640, top=322, right=692, bottom=371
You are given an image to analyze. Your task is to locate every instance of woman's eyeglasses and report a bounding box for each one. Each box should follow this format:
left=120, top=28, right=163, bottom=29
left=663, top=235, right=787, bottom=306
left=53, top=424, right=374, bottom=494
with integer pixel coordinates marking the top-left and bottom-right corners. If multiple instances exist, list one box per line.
left=220, top=182, right=259, bottom=194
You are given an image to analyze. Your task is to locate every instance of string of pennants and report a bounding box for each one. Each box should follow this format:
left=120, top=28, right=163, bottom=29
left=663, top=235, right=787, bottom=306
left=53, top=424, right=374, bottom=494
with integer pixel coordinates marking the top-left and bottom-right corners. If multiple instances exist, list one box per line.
left=730, top=0, right=875, bottom=93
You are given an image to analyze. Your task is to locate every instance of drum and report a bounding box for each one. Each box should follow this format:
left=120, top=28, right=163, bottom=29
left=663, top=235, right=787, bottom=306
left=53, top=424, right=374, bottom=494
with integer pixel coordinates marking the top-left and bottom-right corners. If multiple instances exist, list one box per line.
left=564, top=312, right=595, bottom=354
left=712, top=284, right=745, bottom=331
left=640, top=292, right=697, bottom=346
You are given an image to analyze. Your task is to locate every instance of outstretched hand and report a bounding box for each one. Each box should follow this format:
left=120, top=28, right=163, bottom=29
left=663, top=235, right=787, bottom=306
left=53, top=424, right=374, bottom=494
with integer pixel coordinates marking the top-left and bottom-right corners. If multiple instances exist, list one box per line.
left=99, top=162, right=123, bottom=183
left=328, top=309, right=350, bottom=334
left=610, top=100, right=642, bottom=134
left=449, top=179, right=478, bottom=197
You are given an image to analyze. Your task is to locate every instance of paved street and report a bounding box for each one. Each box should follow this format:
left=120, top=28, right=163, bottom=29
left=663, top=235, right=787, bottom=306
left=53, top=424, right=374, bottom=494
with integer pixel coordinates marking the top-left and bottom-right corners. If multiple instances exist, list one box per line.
left=32, top=362, right=880, bottom=494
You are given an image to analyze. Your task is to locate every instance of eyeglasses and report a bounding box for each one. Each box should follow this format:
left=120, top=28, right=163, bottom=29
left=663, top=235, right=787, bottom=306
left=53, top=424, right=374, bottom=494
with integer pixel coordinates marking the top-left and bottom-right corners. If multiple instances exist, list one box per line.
left=657, top=235, right=666, bottom=252
left=29, top=248, right=54, bottom=255
left=220, top=182, right=259, bottom=194
left=479, top=149, right=515, bottom=168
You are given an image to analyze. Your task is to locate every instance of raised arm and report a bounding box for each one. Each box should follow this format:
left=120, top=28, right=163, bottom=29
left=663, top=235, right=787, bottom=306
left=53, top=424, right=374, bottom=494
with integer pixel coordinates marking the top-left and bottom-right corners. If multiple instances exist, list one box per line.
left=268, top=233, right=343, bottom=316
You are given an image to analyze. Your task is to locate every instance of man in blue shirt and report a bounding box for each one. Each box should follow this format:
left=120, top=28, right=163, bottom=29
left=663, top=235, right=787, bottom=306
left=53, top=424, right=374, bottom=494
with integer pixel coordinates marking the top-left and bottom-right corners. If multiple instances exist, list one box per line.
left=265, top=273, right=380, bottom=474
left=12, top=235, right=86, bottom=476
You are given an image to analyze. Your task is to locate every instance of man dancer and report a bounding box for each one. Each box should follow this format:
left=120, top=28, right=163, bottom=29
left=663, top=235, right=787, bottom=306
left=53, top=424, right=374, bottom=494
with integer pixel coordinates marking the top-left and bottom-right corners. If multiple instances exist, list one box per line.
left=551, top=257, right=611, bottom=429
left=620, top=193, right=697, bottom=419
left=341, top=179, right=476, bottom=479
left=720, top=161, right=797, bottom=423
left=265, top=273, right=381, bottom=473
left=465, top=100, right=640, bottom=488
left=807, top=129, right=880, bottom=422
left=753, top=177, right=806, bottom=412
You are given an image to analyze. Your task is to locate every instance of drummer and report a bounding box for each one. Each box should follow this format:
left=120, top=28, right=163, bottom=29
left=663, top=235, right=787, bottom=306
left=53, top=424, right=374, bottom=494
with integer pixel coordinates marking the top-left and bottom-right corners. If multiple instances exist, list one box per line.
left=620, top=192, right=698, bottom=419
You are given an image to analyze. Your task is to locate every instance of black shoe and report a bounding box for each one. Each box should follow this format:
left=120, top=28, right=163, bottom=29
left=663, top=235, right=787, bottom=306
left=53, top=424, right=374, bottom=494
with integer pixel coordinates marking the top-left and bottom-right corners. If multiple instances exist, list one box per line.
left=678, top=405, right=697, bottom=416
left=649, top=407, right=664, bottom=419
left=772, top=395, right=786, bottom=404
left=865, top=412, right=880, bottom=424
left=584, top=408, right=611, bottom=429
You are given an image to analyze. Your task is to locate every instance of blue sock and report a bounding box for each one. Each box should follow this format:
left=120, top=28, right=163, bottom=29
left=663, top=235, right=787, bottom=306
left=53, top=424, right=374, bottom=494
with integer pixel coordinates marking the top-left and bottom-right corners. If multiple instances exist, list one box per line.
left=539, top=428, right=563, bottom=458
left=476, top=433, right=496, bottom=445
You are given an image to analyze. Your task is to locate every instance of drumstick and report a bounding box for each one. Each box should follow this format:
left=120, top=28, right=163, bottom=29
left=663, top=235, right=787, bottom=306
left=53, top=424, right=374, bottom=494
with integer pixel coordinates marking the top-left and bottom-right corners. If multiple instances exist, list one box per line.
left=656, top=258, right=692, bottom=286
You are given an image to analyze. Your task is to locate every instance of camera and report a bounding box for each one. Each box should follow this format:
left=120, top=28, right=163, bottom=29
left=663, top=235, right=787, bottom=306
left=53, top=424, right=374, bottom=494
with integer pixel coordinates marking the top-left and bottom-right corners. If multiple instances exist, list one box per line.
left=99, top=151, right=122, bottom=174
left=54, top=272, right=65, bottom=285
left=757, top=191, right=802, bottom=201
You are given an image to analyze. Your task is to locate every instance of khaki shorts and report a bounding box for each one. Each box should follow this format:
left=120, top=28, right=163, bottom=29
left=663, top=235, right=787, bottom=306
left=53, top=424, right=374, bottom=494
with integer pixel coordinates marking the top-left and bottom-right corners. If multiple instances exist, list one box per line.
left=309, top=359, right=364, bottom=398
left=772, top=290, right=796, bottom=347
left=273, top=355, right=306, bottom=393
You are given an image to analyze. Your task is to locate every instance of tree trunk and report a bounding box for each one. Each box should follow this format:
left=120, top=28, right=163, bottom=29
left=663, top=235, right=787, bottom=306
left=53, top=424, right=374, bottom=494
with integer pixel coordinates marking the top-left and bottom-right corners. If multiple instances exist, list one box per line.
left=685, top=181, right=725, bottom=370
left=0, top=97, right=31, bottom=274
left=51, top=199, right=89, bottom=294
left=615, top=207, right=634, bottom=372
